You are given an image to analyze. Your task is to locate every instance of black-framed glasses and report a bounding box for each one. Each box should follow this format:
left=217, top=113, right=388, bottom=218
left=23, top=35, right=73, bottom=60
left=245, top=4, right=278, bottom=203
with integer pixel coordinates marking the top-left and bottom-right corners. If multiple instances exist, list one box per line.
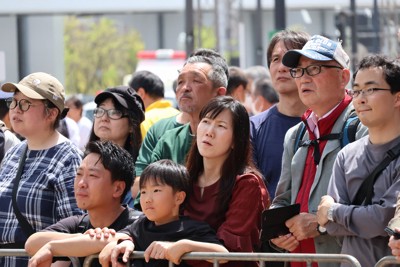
left=348, top=88, right=392, bottom=98
left=6, top=98, right=43, bottom=112
left=289, top=64, right=343, bottom=78
left=93, top=107, right=127, bottom=120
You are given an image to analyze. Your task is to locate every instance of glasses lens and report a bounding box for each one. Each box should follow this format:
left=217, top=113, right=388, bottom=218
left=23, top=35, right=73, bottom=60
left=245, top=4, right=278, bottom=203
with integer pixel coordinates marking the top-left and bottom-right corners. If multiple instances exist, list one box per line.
left=93, top=108, right=105, bottom=118
left=307, top=65, right=321, bottom=76
left=6, top=98, right=15, bottom=109
left=108, top=109, right=123, bottom=119
left=290, top=69, right=300, bottom=78
left=19, top=99, right=31, bottom=111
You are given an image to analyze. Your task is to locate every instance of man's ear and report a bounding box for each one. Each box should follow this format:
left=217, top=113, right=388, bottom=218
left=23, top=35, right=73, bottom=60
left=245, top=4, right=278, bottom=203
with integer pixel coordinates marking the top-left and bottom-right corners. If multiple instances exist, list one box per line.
left=112, top=180, right=126, bottom=199
left=394, top=92, right=400, bottom=108
left=216, top=87, right=227, bottom=96
left=137, top=88, right=146, bottom=99
left=175, top=191, right=186, bottom=205
left=341, top=68, right=351, bottom=88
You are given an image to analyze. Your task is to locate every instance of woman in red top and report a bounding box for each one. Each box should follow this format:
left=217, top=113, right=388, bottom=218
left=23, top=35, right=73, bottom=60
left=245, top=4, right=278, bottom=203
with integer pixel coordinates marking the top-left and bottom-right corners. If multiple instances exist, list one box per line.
left=185, top=96, right=270, bottom=266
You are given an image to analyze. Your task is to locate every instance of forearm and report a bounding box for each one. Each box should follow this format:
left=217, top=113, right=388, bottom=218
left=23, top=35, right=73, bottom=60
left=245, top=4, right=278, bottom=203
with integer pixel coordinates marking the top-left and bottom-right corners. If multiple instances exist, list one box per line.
left=176, top=239, right=228, bottom=254
left=25, top=232, right=82, bottom=255
left=46, top=233, right=129, bottom=257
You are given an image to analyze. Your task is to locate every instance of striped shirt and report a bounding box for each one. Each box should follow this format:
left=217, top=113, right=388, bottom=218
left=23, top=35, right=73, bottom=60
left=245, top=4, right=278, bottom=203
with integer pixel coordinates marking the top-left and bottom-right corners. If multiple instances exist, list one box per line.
left=0, top=140, right=83, bottom=266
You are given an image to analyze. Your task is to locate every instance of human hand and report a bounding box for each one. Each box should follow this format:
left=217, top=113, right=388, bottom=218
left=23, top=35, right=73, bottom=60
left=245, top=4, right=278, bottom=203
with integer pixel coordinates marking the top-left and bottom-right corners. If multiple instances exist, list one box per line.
left=27, top=244, right=53, bottom=267
left=388, top=228, right=400, bottom=262
left=270, top=234, right=299, bottom=252
left=144, top=241, right=178, bottom=263
left=84, top=227, right=116, bottom=239
left=286, top=213, right=318, bottom=240
left=111, top=240, right=134, bottom=266
left=317, top=195, right=334, bottom=227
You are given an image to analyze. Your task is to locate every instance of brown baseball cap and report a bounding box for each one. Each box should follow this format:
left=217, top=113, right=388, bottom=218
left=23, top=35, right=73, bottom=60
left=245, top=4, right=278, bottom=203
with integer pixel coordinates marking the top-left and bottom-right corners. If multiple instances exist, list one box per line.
left=1, top=72, right=65, bottom=112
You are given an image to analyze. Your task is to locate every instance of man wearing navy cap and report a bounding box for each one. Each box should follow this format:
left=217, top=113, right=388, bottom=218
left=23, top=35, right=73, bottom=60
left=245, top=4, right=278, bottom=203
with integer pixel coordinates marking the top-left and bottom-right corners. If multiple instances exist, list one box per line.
left=269, top=35, right=367, bottom=267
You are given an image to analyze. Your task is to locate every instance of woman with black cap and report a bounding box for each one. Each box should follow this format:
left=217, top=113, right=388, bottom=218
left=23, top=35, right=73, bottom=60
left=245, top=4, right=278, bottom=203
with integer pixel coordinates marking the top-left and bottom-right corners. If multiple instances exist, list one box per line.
left=0, top=72, right=83, bottom=267
left=88, top=85, right=145, bottom=206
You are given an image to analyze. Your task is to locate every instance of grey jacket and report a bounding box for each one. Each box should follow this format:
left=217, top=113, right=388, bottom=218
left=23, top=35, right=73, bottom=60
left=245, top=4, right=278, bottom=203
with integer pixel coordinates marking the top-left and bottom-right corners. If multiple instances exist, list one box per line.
left=271, top=103, right=368, bottom=267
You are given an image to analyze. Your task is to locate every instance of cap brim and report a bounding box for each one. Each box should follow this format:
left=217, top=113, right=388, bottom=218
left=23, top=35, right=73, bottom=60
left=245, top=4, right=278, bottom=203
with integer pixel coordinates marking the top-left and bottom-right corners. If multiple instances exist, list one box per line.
left=1, top=82, right=45, bottom=100
left=94, top=91, right=129, bottom=109
left=282, top=49, right=334, bottom=68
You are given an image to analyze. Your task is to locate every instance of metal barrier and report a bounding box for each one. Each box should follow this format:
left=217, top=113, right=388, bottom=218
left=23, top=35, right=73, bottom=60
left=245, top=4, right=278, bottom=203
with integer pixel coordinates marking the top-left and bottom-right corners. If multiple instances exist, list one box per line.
left=375, top=256, right=400, bottom=267
left=0, top=249, right=82, bottom=267
left=82, top=252, right=361, bottom=267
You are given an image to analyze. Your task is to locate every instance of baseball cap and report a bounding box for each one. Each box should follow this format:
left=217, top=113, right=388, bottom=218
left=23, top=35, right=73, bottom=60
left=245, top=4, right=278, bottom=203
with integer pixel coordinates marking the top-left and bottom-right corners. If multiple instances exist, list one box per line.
left=95, top=86, right=145, bottom=123
left=282, top=35, right=350, bottom=69
left=1, top=72, right=65, bottom=112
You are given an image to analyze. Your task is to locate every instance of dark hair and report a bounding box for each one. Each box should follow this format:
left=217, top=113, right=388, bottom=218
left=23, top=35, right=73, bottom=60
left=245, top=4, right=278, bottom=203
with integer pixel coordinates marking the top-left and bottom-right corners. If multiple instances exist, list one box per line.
left=84, top=141, right=135, bottom=202
left=44, top=99, right=63, bottom=130
left=266, top=29, right=310, bottom=69
left=186, top=48, right=229, bottom=88
left=129, top=70, right=165, bottom=99
left=186, top=96, right=259, bottom=215
left=65, top=95, right=84, bottom=116
left=140, top=159, right=190, bottom=211
left=88, top=97, right=142, bottom=161
left=227, top=66, right=248, bottom=95
left=0, top=99, right=9, bottom=120
left=353, top=55, right=400, bottom=93
left=253, top=78, right=279, bottom=103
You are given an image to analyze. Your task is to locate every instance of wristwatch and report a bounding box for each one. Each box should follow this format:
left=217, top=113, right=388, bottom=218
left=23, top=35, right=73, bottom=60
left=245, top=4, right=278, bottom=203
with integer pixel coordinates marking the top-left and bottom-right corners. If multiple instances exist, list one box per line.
left=317, top=224, right=327, bottom=235
left=327, top=205, right=335, bottom=222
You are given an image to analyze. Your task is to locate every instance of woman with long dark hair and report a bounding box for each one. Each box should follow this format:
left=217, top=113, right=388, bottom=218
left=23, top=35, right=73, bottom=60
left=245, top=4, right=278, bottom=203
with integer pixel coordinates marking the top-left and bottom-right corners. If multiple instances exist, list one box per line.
left=88, top=86, right=145, bottom=206
left=185, top=96, right=270, bottom=266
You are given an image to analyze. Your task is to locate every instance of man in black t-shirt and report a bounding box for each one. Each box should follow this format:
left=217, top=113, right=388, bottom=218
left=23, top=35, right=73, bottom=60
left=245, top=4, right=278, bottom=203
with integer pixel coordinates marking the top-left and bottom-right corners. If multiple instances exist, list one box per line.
left=27, top=160, right=227, bottom=267
left=25, top=141, right=141, bottom=266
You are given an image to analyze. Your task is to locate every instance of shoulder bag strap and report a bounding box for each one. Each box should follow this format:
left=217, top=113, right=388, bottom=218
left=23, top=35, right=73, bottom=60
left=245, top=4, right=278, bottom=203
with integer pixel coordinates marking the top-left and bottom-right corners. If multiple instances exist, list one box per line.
left=12, top=145, right=35, bottom=237
left=352, top=141, right=400, bottom=206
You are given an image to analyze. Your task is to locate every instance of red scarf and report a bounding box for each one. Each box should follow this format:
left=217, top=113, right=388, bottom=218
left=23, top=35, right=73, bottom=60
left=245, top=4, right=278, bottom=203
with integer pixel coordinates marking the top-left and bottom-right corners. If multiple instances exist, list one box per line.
left=291, top=95, right=352, bottom=267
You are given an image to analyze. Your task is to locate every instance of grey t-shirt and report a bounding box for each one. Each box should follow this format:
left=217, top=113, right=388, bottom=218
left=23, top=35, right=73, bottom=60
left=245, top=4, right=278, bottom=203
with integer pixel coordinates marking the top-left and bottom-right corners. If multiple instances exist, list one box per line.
left=326, top=135, right=400, bottom=267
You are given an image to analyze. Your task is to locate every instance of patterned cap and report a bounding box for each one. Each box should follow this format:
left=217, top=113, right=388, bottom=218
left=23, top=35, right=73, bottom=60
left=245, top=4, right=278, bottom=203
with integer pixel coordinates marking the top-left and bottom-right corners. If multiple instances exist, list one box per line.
left=282, top=35, right=350, bottom=69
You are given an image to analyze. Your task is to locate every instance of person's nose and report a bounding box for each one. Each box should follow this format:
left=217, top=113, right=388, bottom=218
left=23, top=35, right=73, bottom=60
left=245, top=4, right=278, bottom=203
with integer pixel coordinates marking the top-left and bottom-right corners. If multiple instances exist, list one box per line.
left=77, top=177, right=88, bottom=189
left=205, top=125, right=215, bottom=138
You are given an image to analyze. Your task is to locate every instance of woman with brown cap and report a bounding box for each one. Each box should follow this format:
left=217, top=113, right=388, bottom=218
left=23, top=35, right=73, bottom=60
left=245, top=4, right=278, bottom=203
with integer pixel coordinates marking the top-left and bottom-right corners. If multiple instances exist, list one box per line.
left=0, top=72, right=83, bottom=267
left=88, top=85, right=145, bottom=206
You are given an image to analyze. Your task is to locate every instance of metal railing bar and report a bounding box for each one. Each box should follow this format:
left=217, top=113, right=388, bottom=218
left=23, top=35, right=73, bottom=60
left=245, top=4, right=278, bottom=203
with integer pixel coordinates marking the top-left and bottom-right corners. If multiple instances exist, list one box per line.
left=82, top=252, right=361, bottom=267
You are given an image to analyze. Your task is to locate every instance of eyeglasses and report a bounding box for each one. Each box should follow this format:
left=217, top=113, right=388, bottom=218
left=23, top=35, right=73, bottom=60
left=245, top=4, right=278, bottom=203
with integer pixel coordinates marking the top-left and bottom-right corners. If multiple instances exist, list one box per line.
left=348, top=88, right=392, bottom=98
left=6, top=98, right=43, bottom=112
left=93, top=107, right=127, bottom=120
left=289, top=65, right=343, bottom=78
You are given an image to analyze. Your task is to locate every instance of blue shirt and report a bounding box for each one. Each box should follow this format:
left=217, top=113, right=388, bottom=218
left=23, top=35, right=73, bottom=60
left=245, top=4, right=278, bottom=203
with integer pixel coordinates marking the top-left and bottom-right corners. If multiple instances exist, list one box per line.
left=0, top=140, right=83, bottom=267
left=250, top=105, right=301, bottom=199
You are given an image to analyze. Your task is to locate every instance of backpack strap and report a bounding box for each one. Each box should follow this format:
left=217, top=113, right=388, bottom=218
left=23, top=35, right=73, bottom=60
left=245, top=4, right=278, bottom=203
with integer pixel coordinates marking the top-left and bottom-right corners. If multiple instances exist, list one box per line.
left=352, top=141, right=400, bottom=206
left=341, top=111, right=360, bottom=147
left=294, top=110, right=360, bottom=157
left=293, top=122, right=307, bottom=154
left=77, top=214, right=90, bottom=233
left=298, top=133, right=342, bottom=165
left=12, top=145, right=34, bottom=237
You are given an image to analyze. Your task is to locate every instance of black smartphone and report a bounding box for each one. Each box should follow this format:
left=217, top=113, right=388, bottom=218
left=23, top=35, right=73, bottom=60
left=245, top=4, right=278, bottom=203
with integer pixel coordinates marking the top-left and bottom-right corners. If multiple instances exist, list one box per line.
left=385, top=227, right=400, bottom=240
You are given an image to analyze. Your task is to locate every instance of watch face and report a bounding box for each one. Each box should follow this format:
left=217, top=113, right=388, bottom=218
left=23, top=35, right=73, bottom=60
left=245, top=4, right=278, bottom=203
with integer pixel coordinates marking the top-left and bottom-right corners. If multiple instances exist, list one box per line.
left=318, top=225, right=327, bottom=234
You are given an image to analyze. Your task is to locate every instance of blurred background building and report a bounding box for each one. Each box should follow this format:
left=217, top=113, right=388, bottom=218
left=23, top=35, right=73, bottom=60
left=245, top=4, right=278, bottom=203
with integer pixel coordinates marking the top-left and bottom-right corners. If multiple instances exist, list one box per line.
left=0, top=0, right=398, bottom=96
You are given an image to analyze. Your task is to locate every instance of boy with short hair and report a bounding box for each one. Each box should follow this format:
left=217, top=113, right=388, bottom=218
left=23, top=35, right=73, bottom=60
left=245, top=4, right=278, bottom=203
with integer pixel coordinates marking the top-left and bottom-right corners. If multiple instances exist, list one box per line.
left=28, top=160, right=227, bottom=267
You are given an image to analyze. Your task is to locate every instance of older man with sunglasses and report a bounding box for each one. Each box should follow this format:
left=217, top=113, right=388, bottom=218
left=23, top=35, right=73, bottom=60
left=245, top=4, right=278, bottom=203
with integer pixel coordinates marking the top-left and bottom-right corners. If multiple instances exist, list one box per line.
left=269, top=35, right=367, bottom=267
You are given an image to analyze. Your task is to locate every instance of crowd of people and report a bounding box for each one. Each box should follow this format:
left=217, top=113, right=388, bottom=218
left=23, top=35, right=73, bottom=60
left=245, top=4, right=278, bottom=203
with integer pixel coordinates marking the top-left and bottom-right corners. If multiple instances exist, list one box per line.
left=0, top=29, right=400, bottom=267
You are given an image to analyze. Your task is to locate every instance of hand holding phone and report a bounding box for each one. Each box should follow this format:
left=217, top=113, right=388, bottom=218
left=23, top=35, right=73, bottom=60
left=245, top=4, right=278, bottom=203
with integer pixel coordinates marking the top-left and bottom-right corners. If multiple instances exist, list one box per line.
left=385, top=227, right=400, bottom=240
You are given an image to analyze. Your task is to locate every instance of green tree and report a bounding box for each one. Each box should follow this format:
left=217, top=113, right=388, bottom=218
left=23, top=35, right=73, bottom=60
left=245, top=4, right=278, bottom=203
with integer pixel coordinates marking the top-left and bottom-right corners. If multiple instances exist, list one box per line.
left=64, top=16, right=144, bottom=95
